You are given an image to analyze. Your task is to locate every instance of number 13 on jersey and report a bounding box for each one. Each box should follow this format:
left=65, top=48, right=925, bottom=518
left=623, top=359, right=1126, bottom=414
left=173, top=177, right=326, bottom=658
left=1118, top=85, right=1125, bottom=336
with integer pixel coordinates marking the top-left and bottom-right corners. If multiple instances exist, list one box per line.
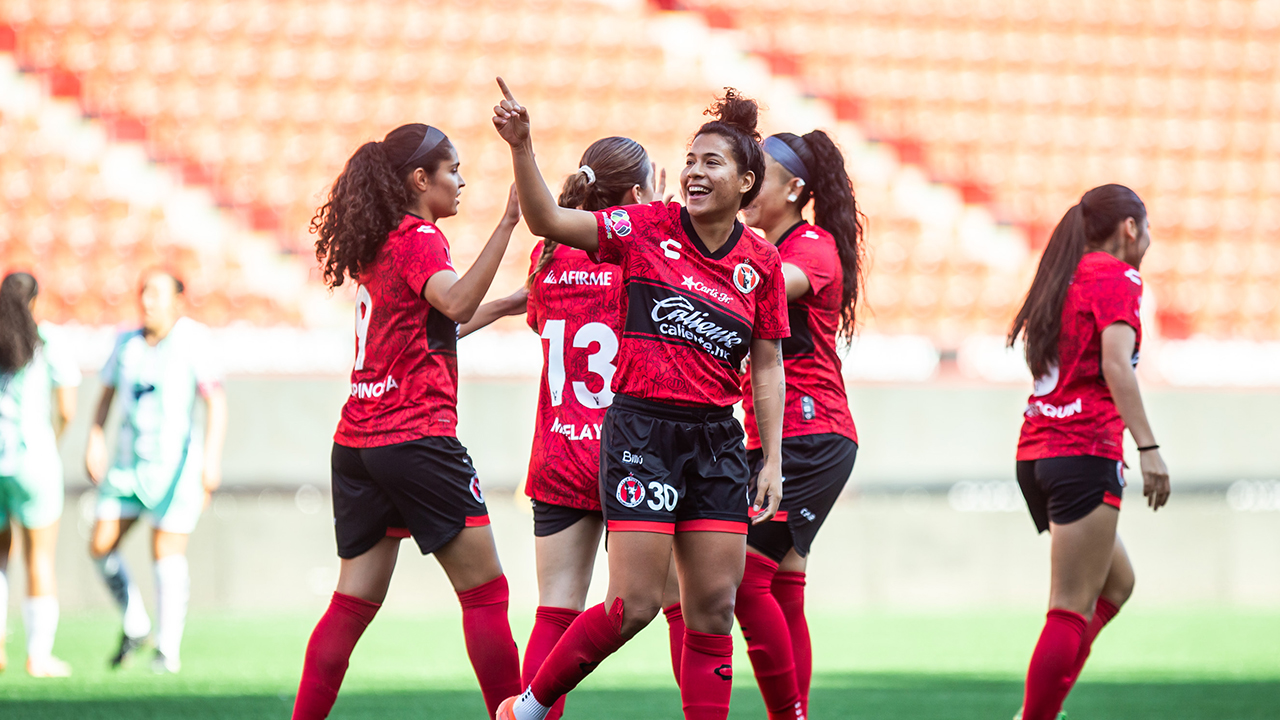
left=539, top=319, right=617, bottom=409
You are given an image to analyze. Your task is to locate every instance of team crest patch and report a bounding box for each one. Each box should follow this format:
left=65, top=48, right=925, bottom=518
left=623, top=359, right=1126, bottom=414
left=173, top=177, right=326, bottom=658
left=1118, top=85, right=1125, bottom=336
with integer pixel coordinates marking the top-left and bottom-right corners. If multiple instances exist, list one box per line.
left=733, top=262, right=760, bottom=293
left=469, top=475, right=485, bottom=504
left=609, top=209, right=633, bottom=237
left=616, top=475, right=645, bottom=508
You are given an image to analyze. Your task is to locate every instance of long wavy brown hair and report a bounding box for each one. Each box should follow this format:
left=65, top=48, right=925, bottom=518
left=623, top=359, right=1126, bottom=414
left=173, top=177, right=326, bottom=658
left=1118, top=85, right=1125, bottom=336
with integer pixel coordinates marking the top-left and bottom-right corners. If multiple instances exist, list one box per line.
left=0, top=272, right=40, bottom=373
left=312, top=124, right=455, bottom=288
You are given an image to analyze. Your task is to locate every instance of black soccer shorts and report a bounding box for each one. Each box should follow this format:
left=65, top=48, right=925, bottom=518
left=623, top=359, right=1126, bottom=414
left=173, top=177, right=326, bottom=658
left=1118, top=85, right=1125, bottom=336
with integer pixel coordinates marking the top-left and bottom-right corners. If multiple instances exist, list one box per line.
left=1016, top=455, right=1125, bottom=534
left=330, top=436, right=490, bottom=559
left=600, top=393, right=750, bottom=534
left=746, top=433, right=857, bottom=563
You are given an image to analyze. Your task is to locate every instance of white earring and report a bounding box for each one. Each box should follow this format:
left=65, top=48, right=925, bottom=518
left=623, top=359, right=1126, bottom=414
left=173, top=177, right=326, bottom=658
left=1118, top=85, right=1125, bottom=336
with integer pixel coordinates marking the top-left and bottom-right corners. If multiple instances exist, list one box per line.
left=787, top=195, right=798, bottom=202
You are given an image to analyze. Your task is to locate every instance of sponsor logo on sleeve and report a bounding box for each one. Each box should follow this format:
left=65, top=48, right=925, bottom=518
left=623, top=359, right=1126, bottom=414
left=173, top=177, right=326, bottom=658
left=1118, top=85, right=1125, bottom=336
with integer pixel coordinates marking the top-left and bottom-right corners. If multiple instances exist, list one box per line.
left=733, top=263, right=760, bottom=294
left=617, top=475, right=646, bottom=508
left=608, top=209, right=632, bottom=237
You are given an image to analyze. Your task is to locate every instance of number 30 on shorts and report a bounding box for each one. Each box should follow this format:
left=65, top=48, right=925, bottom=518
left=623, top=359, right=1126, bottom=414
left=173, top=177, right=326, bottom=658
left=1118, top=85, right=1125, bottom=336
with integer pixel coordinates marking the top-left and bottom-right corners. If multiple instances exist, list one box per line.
left=647, top=481, right=678, bottom=512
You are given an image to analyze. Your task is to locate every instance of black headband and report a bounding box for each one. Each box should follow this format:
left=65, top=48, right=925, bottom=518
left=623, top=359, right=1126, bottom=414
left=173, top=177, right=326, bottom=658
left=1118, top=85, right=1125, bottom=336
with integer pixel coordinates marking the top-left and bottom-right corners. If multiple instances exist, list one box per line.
left=396, top=125, right=447, bottom=172
left=763, top=135, right=810, bottom=185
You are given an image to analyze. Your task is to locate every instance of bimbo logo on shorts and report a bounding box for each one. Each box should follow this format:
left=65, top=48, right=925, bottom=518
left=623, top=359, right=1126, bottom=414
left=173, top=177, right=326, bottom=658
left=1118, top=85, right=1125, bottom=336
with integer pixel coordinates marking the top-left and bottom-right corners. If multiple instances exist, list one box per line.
left=608, top=209, right=632, bottom=237
left=469, top=475, right=485, bottom=503
left=733, top=262, right=760, bottom=293
left=617, top=475, right=646, bottom=508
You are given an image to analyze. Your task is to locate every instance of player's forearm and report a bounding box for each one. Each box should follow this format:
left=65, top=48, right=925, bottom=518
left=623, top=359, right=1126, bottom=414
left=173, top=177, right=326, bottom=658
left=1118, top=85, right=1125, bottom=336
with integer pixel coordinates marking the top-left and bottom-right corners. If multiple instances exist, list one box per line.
left=1102, top=359, right=1156, bottom=448
left=202, top=387, right=228, bottom=480
left=750, top=340, right=786, bottom=467
left=92, top=386, right=115, bottom=429
left=53, top=386, right=77, bottom=440
left=458, top=292, right=526, bottom=338
left=510, top=144, right=597, bottom=252
left=438, top=220, right=518, bottom=324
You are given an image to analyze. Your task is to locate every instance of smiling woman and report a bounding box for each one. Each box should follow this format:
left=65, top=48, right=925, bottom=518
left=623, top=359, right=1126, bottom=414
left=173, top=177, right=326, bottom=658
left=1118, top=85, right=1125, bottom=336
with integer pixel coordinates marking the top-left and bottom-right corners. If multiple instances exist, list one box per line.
left=492, top=79, right=790, bottom=720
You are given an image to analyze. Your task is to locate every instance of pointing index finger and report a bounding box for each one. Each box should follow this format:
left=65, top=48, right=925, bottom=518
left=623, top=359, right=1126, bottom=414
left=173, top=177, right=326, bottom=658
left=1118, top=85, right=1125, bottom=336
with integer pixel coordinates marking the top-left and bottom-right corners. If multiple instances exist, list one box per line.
left=496, top=76, right=517, bottom=104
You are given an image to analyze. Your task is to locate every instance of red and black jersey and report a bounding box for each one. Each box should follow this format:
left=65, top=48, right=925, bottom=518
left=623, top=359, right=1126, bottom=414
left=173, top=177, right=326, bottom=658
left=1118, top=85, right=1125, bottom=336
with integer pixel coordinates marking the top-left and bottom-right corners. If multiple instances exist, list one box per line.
left=742, top=222, right=857, bottom=448
left=591, top=201, right=790, bottom=407
left=524, top=241, right=624, bottom=511
left=335, top=214, right=459, bottom=448
left=1018, top=251, right=1144, bottom=463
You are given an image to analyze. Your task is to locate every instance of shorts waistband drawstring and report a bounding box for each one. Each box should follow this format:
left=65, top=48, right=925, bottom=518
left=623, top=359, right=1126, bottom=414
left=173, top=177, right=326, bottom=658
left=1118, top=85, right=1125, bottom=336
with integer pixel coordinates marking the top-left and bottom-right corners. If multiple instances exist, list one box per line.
left=611, top=393, right=733, bottom=424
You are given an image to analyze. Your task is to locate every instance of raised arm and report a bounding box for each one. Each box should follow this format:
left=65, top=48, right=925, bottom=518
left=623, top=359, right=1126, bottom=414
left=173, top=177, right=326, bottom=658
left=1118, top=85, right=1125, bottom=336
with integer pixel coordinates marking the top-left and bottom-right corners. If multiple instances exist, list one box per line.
left=424, top=184, right=522, bottom=324
left=748, top=338, right=786, bottom=523
left=458, top=286, right=529, bottom=339
left=1100, top=322, right=1169, bottom=510
left=85, top=385, right=115, bottom=484
left=492, top=77, right=599, bottom=250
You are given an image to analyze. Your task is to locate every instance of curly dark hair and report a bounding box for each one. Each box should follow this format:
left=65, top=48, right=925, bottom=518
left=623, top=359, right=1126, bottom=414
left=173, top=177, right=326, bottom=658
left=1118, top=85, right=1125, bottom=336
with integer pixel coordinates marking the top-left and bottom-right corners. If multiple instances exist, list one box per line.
left=770, top=131, right=866, bottom=341
left=528, top=136, right=651, bottom=286
left=696, top=88, right=765, bottom=209
left=313, top=124, right=456, bottom=288
left=0, top=272, right=40, bottom=373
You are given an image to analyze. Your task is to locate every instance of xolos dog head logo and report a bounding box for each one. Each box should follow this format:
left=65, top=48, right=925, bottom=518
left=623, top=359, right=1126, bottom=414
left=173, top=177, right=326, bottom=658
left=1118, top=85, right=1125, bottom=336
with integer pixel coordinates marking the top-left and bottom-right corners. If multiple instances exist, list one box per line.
left=616, top=475, right=646, bottom=508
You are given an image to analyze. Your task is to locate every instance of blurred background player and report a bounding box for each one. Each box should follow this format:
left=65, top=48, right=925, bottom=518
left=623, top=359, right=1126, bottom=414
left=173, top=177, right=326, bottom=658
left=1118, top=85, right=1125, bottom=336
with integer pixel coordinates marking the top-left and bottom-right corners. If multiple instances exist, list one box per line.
left=84, top=269, right=227, bottom=674
left=1007, top=184, right=1172, bottom=720
left=736, top=130, right=865, bottom=720
left=462, top=137, right=687, bottom=720
left=292, top=123, right=523, bottom=720
left=0, top=272, right=80, bottom=677
left=493, top=81, right=789, bottom=720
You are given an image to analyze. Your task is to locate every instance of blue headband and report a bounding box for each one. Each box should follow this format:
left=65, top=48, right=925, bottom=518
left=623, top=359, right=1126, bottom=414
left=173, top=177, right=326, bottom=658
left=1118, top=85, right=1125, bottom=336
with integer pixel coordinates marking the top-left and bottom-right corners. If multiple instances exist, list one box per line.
left=397, top=125, right=447, bottom=172
left=763, top=135, right=810, bottom=185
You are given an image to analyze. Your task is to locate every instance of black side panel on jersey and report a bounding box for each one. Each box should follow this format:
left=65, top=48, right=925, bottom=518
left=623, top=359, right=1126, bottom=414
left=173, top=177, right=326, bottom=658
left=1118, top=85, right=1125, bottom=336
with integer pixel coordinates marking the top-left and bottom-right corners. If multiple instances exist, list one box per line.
left=425, top=308, right=458, bottom=353
left=782, top=304, right=814, bottom=359
left=623, top=278, right=753, bottom=368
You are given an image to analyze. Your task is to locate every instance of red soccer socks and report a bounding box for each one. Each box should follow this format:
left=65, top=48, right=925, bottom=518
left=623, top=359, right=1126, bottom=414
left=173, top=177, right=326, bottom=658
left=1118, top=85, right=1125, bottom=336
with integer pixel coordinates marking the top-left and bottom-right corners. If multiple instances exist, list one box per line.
left=1023, top=608, right=1088, bottom=720
left=292, top=592, right=380, bottom=720
left=663, top=602, right=686, bottom=685
left=771, top=570, right=811, bottom=716
left=1066, top=597, right=1120, bottom=688
left=736, top=554, right=803, bottom=720
left=522, top=606, right=580, bottom=720
left=681, top=629, right=735, bottom=720
left=457, top=575, right=523, bottom=719
left=528, top=598, right=627, bottom=707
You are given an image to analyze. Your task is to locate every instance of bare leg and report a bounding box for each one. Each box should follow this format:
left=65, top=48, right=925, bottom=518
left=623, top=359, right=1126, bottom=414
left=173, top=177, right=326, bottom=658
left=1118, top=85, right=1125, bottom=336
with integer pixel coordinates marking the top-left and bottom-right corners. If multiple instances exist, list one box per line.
left=1048, top=505, right=1121, bottom=619
left=90, top=516, right=152, bottom=661
left=335, top=536, right=400, bottom=603
left=674, top=531, right=744, bottom=634
left=0, top=526, right=10, bottom=671
left=605, top=531, right=673, bottom=638
left=533, top=516, right=604, bottom=611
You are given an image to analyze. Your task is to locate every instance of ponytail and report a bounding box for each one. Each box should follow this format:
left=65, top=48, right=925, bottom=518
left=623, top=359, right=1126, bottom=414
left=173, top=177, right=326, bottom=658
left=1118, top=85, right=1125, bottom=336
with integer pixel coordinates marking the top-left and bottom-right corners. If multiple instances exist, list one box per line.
left=799, top=130, right=864, bottom=341
left=0, top=272, right=40, bottom=373
left=529, top=137, right=650, bottom=285
left=1009, top=184, right=1146, bottom=377
left=313, top=124, right=455, bottom=289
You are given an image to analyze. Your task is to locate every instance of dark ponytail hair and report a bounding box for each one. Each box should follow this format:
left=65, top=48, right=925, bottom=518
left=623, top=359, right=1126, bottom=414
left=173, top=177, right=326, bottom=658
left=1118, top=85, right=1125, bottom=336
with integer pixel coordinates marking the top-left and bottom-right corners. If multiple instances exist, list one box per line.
left=529, top=136, right=651, bottom=284
left=1009, top=184, right=1147, bottom=378
left=770, top=130, right=865, bottom=341
left=313, top=123, right=456, bottom=288
left=0, top=272, right=40, bottom=373
left=696, top=89, right=765, bottom=209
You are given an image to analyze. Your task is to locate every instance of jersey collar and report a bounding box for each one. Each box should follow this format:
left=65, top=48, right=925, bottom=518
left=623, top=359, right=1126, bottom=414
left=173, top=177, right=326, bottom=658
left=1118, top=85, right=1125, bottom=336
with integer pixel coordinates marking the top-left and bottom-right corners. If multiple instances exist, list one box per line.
left=776, top=220, right=808, bottom=248
left=680, top=207, right=744, bottom=261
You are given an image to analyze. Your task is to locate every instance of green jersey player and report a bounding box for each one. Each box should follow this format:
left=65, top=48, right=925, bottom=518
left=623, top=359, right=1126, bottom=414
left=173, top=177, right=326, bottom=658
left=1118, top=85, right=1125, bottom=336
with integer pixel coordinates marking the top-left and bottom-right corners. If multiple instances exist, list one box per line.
left=85, top=270, right=227, bottom=674
left=0, top=273, right=79, bottom=677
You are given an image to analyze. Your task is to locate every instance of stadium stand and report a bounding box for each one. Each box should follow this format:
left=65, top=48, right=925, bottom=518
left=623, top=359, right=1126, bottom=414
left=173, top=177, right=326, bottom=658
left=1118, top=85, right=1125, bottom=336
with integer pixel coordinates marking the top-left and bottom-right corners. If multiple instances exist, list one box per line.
left=672, top=0, right=1280, bottom=341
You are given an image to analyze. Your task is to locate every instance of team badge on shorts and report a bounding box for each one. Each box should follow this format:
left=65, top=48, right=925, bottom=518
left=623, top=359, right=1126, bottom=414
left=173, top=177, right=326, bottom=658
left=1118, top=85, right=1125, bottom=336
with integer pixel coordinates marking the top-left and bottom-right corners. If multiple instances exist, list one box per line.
left=617, top=475, right=646, bottom=508
left=469, top=475, right=485, bottom=503
left=733, top=262, right=760, bottom=293
left=608, top=209, right=633, bottom=237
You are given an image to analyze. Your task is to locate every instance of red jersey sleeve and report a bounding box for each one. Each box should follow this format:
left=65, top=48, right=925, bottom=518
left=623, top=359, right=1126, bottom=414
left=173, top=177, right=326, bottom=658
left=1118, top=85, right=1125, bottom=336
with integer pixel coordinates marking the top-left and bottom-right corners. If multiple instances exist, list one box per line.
left=591, top=201, right=673, bottom=266
left=1091, top=266, right=1143, bottom=334
left=753, top=248, right=791, bottom=340
left=396, top=222, right=456, bottom=296
left=526, top=241, right=544, bottom=331
left=783, top=228, right=838, bottom=296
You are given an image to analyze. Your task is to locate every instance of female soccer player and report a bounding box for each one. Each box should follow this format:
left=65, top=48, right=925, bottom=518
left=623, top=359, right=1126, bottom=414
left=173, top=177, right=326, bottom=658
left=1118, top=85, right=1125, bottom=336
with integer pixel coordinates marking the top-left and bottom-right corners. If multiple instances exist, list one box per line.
left=1007, top=184, right=1170, bottom=720
left=0, top=272, right=79, bottom=677
left=85, top=269, right=227, bottom=674
left=492, top=81, right=789, bottom=720
left=518, top=140, right=685, bottom=719
left=736, top=130, right=864, bottom=720
left=292, top=123, right=523, bottom=720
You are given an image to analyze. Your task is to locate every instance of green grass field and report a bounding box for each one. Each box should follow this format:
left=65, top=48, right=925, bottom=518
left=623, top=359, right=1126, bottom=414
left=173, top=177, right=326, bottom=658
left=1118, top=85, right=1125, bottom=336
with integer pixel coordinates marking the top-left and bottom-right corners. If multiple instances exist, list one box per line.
left=1, top=608, right=1277, bottom=719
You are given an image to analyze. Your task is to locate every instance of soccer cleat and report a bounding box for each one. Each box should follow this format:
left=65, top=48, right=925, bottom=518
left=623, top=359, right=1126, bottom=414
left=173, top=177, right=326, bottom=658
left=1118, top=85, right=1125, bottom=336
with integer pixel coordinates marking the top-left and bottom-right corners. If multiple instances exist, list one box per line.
left=495, top=696, right=518, bottom=720
left=151, top=650, right=181, bottom=674
left=110, top=633, right=148, bottom=669
left=27, top=656, right=72, bottom=678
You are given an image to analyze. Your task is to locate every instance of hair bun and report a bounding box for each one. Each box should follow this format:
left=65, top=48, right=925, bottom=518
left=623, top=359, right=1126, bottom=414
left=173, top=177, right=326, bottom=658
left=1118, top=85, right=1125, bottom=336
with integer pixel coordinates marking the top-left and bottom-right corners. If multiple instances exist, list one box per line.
left=705, top=88, right=760, bottom=141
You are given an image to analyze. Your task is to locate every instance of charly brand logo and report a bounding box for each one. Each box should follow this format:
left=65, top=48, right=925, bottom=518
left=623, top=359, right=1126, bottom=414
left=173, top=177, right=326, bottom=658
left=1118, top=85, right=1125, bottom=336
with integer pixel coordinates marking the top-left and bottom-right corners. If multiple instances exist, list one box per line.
left=617, top=476, right=646, bottom=508
left=681, top=275, right=733, bottom=304
left=733, top=262, right=760, bottom=293
left=608, top=209, right=632, bottom=237
left=1125, top=268, right=1142, bottom=286
left=1027, top=398, right=1083, bottom=419
left=660, top=237, right=682, bottom=260
left=650, top=296, right=745, bottom=361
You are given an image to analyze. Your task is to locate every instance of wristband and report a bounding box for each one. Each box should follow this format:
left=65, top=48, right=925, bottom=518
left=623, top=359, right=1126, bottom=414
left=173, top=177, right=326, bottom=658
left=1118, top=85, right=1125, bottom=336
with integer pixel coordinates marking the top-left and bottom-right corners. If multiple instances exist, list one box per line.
left=1137, top=444, right=1160, bottom=452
